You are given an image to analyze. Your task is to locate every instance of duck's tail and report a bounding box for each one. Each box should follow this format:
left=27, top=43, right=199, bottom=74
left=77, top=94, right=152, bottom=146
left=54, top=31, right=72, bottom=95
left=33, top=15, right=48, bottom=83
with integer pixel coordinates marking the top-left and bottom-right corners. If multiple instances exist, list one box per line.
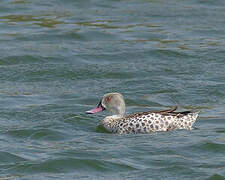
left=186, top=111, right=200, bottom=130
left=171, top=111, right=200, bottom=130
left=192, top=111, right=200, bottom=121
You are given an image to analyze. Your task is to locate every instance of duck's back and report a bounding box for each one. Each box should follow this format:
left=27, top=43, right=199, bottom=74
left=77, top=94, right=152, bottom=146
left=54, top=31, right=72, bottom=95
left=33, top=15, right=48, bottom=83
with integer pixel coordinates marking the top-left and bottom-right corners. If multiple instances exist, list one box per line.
left=102, top=108, right=199, bottom=134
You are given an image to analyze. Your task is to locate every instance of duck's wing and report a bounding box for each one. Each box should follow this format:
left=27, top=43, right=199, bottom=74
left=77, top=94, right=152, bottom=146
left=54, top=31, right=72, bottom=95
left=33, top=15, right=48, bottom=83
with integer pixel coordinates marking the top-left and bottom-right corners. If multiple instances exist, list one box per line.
left=160, top=108, right=196, bottom=118
left=164, top=110, right=193, bottom=118
left=152, top=106, right=177, bottom=114
left=126, top=106, right=178, bottom=118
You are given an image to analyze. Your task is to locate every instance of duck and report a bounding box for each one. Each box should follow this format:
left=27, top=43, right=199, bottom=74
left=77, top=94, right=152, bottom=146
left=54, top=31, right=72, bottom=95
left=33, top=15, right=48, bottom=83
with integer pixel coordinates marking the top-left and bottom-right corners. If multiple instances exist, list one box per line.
left=86, top=92, right=199, bottom=134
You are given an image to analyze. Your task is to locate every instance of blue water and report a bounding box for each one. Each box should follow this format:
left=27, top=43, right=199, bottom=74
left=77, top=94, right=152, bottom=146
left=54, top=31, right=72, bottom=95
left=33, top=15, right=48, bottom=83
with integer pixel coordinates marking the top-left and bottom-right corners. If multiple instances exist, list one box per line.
left=0, top=0, right=225, bottom=179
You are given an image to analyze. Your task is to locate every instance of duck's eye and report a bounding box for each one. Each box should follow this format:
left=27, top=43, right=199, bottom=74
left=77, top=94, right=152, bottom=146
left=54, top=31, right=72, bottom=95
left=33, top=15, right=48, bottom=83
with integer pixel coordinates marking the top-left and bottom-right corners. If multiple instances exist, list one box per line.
left=106, top=97, right=111, bottom=102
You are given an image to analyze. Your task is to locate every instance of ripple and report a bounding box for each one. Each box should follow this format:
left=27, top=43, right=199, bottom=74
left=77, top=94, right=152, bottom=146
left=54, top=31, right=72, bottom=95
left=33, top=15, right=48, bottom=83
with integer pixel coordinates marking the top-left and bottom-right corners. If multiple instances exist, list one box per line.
left=200, top=142, right=225, bottom=152
left=0, top=14, right=64, bottom=28
left=0, top=151, right=27, bottom=164
left=6, top=128, right=68, bottom=141
left=0, top=55, right=45, bottom=65
left=75, top=21, right=161, bottom=29
left=206, top=174, right=225, bottom=180
left=8, top=158, right=136, bottom=174
left=216, top=129, right=225, bottom=134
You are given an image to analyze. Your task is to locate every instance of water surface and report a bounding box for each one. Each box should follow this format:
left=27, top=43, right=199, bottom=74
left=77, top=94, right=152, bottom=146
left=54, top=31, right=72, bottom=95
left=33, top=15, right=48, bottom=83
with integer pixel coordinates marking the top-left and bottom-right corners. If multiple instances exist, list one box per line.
left=0, top=0, right=225, bottom=179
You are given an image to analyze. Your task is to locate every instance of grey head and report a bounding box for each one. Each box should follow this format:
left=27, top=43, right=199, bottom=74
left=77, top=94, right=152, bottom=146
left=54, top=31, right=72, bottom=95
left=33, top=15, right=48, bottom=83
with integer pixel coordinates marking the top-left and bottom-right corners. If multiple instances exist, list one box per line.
left=86, top=92, right=126, bottom=116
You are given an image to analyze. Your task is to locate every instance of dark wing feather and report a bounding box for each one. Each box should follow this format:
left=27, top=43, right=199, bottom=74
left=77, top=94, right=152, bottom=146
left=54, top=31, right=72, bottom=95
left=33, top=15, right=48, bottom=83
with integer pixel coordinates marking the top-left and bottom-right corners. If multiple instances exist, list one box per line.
left=126, top=106, right=178, bottom=118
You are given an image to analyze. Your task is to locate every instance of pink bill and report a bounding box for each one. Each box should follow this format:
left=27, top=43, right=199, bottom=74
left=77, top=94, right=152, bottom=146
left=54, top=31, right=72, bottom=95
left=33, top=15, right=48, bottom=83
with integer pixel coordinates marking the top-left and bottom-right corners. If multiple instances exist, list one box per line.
left=86, top=106, right=103, bottom=114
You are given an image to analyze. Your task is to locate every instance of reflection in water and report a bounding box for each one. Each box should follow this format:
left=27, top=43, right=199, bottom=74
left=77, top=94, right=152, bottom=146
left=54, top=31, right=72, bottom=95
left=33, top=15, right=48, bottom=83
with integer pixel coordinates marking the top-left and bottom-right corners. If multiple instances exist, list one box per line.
left=0, top=14, right=63, bottom=28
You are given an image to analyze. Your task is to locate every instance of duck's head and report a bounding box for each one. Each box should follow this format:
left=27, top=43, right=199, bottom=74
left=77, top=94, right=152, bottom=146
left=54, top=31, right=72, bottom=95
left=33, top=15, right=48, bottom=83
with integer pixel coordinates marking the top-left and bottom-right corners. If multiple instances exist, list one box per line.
left=86, top=92, right=126, bottom=116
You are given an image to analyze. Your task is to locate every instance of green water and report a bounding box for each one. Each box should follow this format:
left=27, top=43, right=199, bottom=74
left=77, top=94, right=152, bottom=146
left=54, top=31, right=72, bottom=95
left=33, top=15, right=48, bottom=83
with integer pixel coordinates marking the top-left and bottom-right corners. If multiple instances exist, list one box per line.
left=0, top=0, right=225, bottom=179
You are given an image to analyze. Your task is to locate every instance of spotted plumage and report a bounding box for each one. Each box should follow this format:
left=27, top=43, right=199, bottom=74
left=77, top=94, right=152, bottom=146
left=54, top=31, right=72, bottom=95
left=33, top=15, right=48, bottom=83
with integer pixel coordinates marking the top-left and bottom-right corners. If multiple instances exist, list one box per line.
left=86, top=93, right=199, bottom=134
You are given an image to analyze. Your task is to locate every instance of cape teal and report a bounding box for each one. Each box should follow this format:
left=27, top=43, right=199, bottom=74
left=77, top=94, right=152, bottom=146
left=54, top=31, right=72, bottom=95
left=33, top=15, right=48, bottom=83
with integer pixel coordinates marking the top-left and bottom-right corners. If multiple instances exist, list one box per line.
left=86, top=92, right=199, bottom=134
